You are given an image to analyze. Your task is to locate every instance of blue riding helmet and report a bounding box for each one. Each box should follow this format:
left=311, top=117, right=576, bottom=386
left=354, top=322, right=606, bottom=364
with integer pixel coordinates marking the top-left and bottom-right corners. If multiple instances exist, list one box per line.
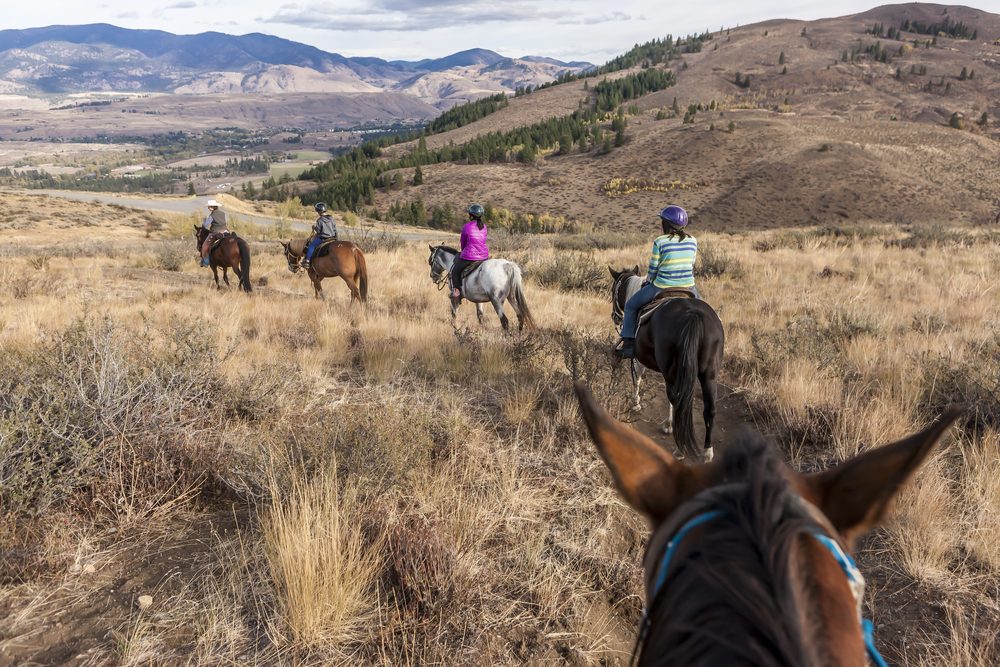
left=468, top=203, right=485, bottom=219
left=659, top=205, right=689, bottom=228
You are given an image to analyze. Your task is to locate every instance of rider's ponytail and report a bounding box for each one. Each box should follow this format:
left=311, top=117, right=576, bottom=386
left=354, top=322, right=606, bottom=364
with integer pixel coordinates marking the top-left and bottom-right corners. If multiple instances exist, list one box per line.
left=477, top=219, right=485, bottom=230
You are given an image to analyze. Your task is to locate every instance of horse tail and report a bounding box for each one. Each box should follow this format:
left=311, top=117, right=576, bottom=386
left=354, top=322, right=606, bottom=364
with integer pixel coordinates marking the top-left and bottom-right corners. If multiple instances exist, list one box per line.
left=672, top=310, right=703, bottom=459
left=353, top=245, right=368, bottom=303
left=504, top=263, right=536, bottom=330
left=237, top=237, right=252, bottom=293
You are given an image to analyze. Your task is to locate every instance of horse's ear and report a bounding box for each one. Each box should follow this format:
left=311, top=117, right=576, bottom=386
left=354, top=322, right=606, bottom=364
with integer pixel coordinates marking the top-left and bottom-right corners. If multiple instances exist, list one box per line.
left=804, top=407, right=962, bottom=549
left=193, top=224, right=199, bottom=231
left=575, top=383, right=700, bottom=526
left=429, top=244, right=435, bottom=251
left=608, top=265, right=619, bottom=279
left=633, top=264, right=640, bottom=275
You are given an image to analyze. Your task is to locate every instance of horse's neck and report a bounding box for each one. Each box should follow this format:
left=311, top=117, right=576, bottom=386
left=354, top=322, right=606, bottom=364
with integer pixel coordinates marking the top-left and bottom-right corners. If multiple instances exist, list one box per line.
left=621, top=275, right=642, bottom=304
left=438, top=250, right=456, bottom=269
left=291, top=239, right=307, bottom=255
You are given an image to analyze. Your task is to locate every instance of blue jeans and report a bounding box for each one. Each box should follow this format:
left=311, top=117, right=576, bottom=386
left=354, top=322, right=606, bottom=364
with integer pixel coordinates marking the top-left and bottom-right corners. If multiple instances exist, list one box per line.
left=305, top=237, right=324, bottom=262
left=620, top=284, right=700, bottom=338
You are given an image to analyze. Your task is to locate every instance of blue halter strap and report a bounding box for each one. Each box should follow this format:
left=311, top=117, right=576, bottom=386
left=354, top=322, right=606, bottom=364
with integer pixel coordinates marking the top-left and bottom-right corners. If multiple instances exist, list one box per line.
left=635, top=509, right=889, bottom=667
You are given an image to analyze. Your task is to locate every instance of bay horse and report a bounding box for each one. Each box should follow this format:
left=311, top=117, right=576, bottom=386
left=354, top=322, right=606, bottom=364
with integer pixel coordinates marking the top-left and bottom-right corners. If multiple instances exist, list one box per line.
left=575, top=383, right=960, bottom=667
left=609, top=266, right=723, bottom=461
left=427, top=245, right=535, bottom=331
left=193, top=226, right=252, bottom=292
left=281, top=239, right=368, bottom=304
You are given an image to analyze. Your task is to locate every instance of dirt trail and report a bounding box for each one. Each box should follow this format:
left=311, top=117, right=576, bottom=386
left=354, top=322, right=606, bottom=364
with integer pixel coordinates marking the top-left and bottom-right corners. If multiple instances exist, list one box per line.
left=626, top=376, right=756, bottom=460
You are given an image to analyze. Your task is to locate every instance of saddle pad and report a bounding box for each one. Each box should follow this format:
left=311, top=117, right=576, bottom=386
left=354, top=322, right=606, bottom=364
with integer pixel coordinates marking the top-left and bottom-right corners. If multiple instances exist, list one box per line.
left=637, top=288, right=696, bottom=328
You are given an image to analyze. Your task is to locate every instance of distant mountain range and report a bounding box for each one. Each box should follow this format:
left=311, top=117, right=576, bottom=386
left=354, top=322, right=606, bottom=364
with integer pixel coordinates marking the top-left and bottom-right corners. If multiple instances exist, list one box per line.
left=0, top=24, right=593, bottom=108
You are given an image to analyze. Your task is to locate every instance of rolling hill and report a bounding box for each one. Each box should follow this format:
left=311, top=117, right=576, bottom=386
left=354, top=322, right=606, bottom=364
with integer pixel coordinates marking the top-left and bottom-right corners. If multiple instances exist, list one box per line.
left=362, top=3, right=1000, bottom=229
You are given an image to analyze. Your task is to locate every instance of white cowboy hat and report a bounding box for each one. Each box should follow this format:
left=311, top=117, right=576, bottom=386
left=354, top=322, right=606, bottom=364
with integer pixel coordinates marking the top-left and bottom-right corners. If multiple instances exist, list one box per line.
left=206, top=199, right=221, bottom=207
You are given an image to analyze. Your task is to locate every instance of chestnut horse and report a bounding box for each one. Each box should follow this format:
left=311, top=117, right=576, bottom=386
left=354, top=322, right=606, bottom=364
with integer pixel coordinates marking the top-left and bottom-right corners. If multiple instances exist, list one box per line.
left=575, top=383, right=960, bottom=667
left=281, top=239, right=368, bottom=304
left=193, top=226, right=252, bottom=292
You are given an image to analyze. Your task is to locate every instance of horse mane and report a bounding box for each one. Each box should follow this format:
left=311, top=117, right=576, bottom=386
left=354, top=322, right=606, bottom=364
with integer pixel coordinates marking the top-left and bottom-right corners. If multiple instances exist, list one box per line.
left=642, top=434, right=823, bottom=666
left=437, top=245, right=459, bottom=255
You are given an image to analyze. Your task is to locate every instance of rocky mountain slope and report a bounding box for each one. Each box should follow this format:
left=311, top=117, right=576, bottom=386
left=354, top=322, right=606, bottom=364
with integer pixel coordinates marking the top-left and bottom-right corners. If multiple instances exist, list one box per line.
left=0, top=25, right=592, bottom=108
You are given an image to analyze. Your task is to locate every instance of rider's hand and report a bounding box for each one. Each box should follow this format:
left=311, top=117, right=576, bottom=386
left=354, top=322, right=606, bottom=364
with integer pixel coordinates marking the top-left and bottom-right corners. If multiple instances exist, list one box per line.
left=641, top=279, right=650, bottom=287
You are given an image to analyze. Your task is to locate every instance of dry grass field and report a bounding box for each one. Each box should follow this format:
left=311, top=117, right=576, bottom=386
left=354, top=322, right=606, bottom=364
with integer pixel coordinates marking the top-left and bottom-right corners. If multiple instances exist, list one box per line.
left=0, top=195, right=997, bottom=665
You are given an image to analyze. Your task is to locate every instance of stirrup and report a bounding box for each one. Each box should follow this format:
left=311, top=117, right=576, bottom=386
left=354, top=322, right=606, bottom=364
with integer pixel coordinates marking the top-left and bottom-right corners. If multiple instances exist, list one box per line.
left=615, top=338, right=636, bottom=359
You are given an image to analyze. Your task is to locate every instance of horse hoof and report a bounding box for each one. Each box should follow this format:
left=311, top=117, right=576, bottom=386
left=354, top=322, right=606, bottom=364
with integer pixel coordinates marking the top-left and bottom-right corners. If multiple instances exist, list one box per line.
left=703, top=447, right=714, bottom=462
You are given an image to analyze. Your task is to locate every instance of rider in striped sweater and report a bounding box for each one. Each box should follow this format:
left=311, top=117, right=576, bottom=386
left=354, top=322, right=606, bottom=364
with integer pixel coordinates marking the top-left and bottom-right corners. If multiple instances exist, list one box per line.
left=616, top=205, right=700, bottom=359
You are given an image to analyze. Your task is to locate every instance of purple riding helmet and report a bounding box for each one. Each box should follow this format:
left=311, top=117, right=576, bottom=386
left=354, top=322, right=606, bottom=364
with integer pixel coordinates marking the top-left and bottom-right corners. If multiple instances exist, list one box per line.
left=659, top=205, right=689, bottom=228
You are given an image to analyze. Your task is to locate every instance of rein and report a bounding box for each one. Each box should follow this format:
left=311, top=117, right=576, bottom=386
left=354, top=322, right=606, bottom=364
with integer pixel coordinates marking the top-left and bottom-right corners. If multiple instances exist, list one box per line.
left=430, top=247, right=453, bottom=290
left=631, top=486, right=888, bottom=667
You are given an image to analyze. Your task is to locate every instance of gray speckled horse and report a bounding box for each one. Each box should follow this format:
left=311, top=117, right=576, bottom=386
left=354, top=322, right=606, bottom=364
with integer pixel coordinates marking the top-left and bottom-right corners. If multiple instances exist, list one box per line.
left=428, top=245, right=536, bottom=331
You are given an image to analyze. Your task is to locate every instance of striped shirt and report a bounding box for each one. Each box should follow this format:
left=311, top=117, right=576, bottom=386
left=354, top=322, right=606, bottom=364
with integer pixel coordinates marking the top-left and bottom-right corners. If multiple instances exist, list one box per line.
left=647, top=233, right=697, bottom=288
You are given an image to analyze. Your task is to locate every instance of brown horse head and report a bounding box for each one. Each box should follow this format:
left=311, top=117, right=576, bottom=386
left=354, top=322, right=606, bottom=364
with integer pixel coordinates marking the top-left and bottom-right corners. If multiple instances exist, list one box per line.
left=575, top=383, right=960, bottom=666
left=280, top=240, right=303, bottom=273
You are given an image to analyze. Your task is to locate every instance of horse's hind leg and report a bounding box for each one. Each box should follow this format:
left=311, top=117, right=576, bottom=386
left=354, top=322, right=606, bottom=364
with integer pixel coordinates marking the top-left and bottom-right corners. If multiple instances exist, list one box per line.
left=340, top=274, right=360, bottom=305
left=211, top=265, right=221, bottom=289
left=490, top=296, right=509, bottom=332
left=662, top=400, right=674, bottom=435
left=700, top=372, right=718, bottom=460
left=475, top=303, right=485, bottom=325
left=223, top=267, right=231, bottom=287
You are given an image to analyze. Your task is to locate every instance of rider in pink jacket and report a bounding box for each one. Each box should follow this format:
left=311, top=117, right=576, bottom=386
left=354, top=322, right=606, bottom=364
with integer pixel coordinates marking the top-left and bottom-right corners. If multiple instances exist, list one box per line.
left=451, top=203, right=489, bottom=299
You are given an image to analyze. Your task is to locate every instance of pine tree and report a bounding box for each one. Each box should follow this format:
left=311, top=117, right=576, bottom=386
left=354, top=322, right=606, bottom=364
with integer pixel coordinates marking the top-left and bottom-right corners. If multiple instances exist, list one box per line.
left=978, top=112, right=988, bottom=128
left=949, top=112, right=963, bottom=129
left=779, top=51, right=786, bottom=65
left=412, top=165, right=423, bottom=185
left=559, top=131, right=574, bottom=155
left=960, top=66, right=968, bottom=80
left=187, top=181, right=196, bottom=195
left=781, top=66, right=788, bottom=75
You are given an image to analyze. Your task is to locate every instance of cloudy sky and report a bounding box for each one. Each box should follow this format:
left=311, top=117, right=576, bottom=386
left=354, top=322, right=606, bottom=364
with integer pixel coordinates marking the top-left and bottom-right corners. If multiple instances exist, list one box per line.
left=1, top=1, right=948, bottom=63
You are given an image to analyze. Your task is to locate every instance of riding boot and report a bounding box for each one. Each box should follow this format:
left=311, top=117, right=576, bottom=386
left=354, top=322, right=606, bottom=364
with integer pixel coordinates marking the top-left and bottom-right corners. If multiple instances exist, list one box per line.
left=200, top=255, right=210, bottom=267
left=302, top=259, right=311, bottom=271
left=616, top=338, right=636, bottom=359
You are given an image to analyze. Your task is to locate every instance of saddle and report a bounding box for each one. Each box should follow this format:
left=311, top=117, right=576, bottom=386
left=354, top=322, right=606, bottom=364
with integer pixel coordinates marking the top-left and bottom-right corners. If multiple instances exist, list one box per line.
left=313, top=237, right=339, bottom=259
left=455, top=260, right=485, bottom=295
left=637, top=288, right=696, bottom=328
left=209, top=231, right=235, bottom=251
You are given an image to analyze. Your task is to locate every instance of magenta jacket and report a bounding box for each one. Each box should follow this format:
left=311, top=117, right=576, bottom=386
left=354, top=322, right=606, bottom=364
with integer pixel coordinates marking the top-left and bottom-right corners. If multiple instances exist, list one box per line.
left=459, top=220, right=489, bottom=260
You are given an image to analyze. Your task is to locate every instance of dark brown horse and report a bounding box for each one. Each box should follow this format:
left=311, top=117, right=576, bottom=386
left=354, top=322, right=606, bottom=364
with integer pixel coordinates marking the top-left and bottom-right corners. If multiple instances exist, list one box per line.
left=609, top=267, right=724, bottom=461
left=575, top=383, right=960, bottom=667
left=281, top=238, right=368, bottom=304
left=194, top=226, right=252, bottom=292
